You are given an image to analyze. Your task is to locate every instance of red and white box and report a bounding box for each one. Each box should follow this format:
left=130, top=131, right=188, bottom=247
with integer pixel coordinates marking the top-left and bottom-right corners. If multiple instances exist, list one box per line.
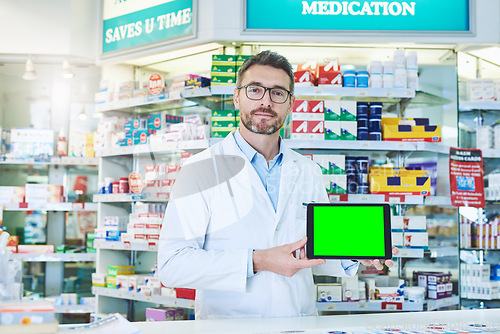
left=297, top=60, right=319, bottom=77
left=292, top=100, right=324, bottom=120
left=294, top=71, right=317, bottom=87
left=290, top=120, right=324, bottom=140
left=318, top=58, right=342, bottom=86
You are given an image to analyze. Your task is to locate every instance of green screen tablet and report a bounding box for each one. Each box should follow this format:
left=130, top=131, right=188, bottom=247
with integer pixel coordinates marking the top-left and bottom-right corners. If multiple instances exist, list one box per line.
left=306, top=203, right=392, bottom=260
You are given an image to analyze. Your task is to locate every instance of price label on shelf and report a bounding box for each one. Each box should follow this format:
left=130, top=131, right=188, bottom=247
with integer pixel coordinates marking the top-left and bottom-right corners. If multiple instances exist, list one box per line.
left=388, top=197, right=401, bottom=204
left=72, top=202, right=85, bottom=210
left=357, top=89, right=368, bottom=96
left=359, top=195, right=369, bottom=202
left=385, top=89, right=394, bottom=97
left=325, top=304, right=337, bottom=311
left=360, top=141, right=371, bottom=148
left=396, top=142, right=407, bottom=149
left=357, top=302, right=368, bottom=309
left=145, top=296, right=152, bottom=302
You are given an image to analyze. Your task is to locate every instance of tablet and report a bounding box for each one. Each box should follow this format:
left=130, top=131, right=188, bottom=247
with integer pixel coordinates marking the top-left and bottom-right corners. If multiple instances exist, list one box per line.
left=306, top=203, right=392, bottom=260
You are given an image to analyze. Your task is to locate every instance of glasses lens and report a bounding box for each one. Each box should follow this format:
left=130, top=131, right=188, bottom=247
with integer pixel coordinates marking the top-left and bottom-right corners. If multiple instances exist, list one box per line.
left=245, top=85, right=265, bottom=100
left=269, top=88, right=288, bottom=103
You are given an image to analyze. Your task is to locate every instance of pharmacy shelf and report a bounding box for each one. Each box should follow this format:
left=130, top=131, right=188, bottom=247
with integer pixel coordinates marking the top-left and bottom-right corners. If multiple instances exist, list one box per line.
left=93, top=193, right=168, bottom=203
left=92, top=286, right=195, bottom=309
left=328, top=194, right=450, bottom=206
left=459, top=100, right=500, bottom=111
left=286, top=140, right=418, bottom=151
left=0, top=156, right=99, bottom=166
left=94, top=239, right=157, bottom=252
left=316, top=300, right=424, bottom=312
left=54, top=305, right=95, bottom=314
left=211, top=85, right=415, bottom=100
left=11, top=253, right=96, bottom=262
left=394, top=248, right=425, bottom=258
left=428, top=246, right=457, bottom=258
left=426, top=295, right=460, bottom=311
left=483, top=149, right=500, bottom=158
left=316, top=295, right=459, bottom=312
left=460, top=248, right=500, bottom=251
left=415, top=142, right=450, bottom=155
left=2, top=202, right=98, bottom=211
left=95, top=139, right=209, bottom=157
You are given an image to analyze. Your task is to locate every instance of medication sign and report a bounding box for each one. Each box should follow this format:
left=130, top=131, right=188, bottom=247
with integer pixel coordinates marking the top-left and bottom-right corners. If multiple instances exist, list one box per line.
left=449, top=147, right=485, bottom=208
left=245, top=0, right=471, bottom=32
left=102, top=0, right=194, bottom=54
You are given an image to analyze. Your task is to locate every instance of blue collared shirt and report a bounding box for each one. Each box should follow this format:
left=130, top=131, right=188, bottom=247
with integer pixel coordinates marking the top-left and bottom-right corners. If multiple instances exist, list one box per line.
left=233, top=129, right=283, bottom=212
left=233, top=130, right=359, bottom=278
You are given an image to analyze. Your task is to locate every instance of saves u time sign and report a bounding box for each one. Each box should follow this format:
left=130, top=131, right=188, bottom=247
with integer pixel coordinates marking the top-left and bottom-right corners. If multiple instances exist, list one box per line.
left=105, top=8, right=192, bottom=44
left=302, top=1, right=416, bottom=16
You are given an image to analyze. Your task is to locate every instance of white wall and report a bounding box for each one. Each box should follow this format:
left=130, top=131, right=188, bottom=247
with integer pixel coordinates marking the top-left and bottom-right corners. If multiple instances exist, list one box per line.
left=0, top=0, right=98, bottom=58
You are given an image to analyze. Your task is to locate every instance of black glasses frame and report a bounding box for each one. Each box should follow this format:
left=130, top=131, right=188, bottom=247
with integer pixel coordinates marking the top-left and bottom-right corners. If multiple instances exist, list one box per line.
left=237, top=84, right=292, bottom=104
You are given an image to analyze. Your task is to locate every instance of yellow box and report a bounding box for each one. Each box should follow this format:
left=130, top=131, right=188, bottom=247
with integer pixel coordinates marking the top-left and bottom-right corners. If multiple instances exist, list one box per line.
left=369, top=167, right=431, bottom=196
left=382, top=117, right=441, bottom=142
left=107, top=265, right=135, bottom=277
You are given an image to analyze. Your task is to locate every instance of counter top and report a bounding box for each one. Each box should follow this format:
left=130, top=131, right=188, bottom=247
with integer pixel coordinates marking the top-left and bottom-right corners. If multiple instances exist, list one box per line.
left=131, top=309, right=500, bottom=334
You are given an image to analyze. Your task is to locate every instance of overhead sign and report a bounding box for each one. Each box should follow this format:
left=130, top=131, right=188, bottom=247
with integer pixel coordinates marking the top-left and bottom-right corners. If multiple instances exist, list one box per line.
left=449, top=147, right=485, bottom=208
left=245, top=0, right=471, bottom=32
left=102, top=0, right=194, bottom=54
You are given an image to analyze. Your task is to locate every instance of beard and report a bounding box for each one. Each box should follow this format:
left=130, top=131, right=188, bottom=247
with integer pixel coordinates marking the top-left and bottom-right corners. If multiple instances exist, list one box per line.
left=240, top=107, right=286, bottom=135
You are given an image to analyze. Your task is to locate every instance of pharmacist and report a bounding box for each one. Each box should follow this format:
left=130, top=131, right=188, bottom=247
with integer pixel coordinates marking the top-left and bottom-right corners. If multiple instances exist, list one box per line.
left=158, top=51, right=396, bottom=319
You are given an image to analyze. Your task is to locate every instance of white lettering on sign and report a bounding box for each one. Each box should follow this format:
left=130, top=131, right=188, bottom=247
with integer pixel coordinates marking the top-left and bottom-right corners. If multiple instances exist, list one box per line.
left=105, top=7, right=192, bottom=45
left=301, top=1, right=416, bottom=16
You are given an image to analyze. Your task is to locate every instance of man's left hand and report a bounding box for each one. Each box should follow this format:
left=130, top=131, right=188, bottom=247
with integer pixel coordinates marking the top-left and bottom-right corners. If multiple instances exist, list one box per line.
left=359, top=246, right=399, bottom=270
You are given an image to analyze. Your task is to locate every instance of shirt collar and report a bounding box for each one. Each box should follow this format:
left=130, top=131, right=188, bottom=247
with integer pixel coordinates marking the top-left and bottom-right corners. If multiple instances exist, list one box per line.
left=233, top=129, right=285, bottom=165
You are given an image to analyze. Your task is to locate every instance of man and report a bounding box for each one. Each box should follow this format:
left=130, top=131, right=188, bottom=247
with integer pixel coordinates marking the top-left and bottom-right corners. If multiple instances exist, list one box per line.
left=158, top=50, right=395, bottom=319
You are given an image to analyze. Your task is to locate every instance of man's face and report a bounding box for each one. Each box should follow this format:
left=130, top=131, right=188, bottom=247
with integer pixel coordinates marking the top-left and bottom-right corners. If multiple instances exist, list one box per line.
left=234, top=65, right=294, bottom=135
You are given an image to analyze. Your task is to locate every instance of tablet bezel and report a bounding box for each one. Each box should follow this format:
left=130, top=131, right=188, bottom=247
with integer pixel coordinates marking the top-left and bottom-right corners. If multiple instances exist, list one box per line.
left=306, top=203, right=392, bottom=260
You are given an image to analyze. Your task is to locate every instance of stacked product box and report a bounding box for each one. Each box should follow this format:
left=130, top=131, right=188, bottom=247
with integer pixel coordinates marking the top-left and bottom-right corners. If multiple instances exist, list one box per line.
left=69, top=131, right=95, bottom=157
left=236, top=55, right=252, bottom=73
left=211, top=110, right=239, bottom=138
left=118, top=81, right=139, bottom=101
left=460, top=214, right=500, bottom=249
left=95, top=80, right=113, bottom=105
left=25, top=184, right=64, bottom=203
left=10, top=128, right=54, bottom=157
left=311, top=154, right=346, bottom=194
left=211, top=55, right=237, bottom=86
left=460, top=263, right=500, bottom=300
left=382, top=117, right=441, bottom=142
left=184, top=74, right=210, bottom=90
left=0, top=302, right=56, bottom=327
left=86, top=232, right=95, bottom=253
left=369, top=167, right=431, bottom=196
left=120, top=203, right=166, bottom=248
left=413, top=271, right=452, bottom=300
left=468, top=79, right=497, bottom=101
left=294, top=60, right=318, bottom=87
left=345, top=156, right=369, bottom=194
left=290, top=100, right=324, bottom=140
left=318, top=58, right=342, bottom=86
left=366, top=276, right=405, bottom=302
left=0, top=186, right=25, bottom=203
left=106, top=265, right=135, bottom=289
left=391, top=215, right=428, bottom=249
left=94, top=116, right=129, bottom=151
left=324, top=101, right=357, bottom=140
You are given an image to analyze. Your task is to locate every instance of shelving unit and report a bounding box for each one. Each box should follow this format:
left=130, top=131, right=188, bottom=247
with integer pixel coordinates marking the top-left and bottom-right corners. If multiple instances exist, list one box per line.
left=316, top=295, right=459, bottom=312
left=1, top=159, right=99, bottom=299
left=92, top=287, right=195, bottom=309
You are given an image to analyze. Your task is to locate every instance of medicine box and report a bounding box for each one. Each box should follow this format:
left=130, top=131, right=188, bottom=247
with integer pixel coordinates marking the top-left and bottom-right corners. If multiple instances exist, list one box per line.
left=340, top=121, right=357, bottom=140
left=324, top=121, right=341, bottom=140
left=341, top=276, right=360, bottom=302
left=293, top=100, right=324, bottom=120
left=318, top=61, right=342, bottom=86
left=391, top=232, right=404, bottom=247
left=324, top=101, right=341, bottom=121
left=212, top=110, right=237, bottom=118
left=294, top=70, right=316, bottom=87
left=107, top=265, right=135, bottom=277
left=106, top=276, right=116, bottom=289
left=340, top=101, right=357, bottom=121
left=0, top=302, right=55, bottom=325
left=403, top=232, right=428, bottom=248
left=25, top=184, right=64, bottom=203
left=317, top=283, right=342, bottom=302
left=91, top=273, right=106, bottom=287
left=391, top=216, right=404, bottom=230
left=382, top=117, right=441, bottom=142
left=403, top=216, right=427, bottom=231
left=116, top=275, right=130, bottom=290
left=10, top=128, right=54, bottom=157
left=367, top=277, right=404, bottom=302
left=17, top=245, right=54, bottom=254
left=0, top=186, right=25, bottom=203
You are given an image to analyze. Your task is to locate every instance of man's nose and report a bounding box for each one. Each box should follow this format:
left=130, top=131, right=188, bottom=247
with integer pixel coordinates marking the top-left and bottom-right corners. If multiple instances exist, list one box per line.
left=260, top=89, right=273, bottom=105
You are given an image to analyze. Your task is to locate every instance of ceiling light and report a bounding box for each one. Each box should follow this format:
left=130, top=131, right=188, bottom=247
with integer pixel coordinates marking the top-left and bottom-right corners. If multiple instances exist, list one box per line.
left=22, top=59, right=38, bottom=80
left=78, top=107, right=87, bottom=120
left=62, top=59, right=75, bottom=79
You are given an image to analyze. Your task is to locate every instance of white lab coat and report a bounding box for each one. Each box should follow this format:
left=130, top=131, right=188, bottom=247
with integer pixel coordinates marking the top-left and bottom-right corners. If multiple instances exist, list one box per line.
left=158, top=132, right=355, bottom=319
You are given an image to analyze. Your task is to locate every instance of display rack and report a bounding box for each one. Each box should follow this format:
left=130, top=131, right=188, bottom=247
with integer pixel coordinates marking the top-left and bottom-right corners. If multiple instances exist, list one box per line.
left=92, top=287, right=195, bottom=309
left=93, top=73, right=458, bottom=318
left=2, top=202, right=98, bottom=211
left=316, top=295, right=459, bottom=312
left=11, top=253, right=96, bottom=262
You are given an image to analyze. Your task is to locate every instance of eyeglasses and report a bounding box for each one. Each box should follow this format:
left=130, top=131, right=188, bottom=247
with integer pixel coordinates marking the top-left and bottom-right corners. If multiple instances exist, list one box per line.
left=237, top=84, right=291, bottom=104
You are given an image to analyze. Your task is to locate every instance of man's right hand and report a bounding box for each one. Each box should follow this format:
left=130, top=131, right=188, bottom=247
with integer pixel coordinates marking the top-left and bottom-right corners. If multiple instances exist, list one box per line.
left=252, top=236, right=326, bottom=277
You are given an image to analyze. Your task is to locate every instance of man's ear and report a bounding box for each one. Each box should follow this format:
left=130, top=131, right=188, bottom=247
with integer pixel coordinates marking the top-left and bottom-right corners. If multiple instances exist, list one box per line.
left=233, top=88, right=240, bottom=109
left=287, top=95, right=295, bottom=116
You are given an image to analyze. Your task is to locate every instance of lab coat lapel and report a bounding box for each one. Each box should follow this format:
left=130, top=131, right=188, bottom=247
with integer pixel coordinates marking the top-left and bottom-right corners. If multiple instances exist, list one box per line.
left=219, top=132, right=275, bottom=213
left=274, top=146, right=299, bottom=228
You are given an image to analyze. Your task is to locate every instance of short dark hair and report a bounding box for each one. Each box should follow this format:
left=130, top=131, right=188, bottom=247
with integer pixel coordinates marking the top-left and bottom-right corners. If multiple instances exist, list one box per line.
left=236, top=50, right=294, bottom=95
